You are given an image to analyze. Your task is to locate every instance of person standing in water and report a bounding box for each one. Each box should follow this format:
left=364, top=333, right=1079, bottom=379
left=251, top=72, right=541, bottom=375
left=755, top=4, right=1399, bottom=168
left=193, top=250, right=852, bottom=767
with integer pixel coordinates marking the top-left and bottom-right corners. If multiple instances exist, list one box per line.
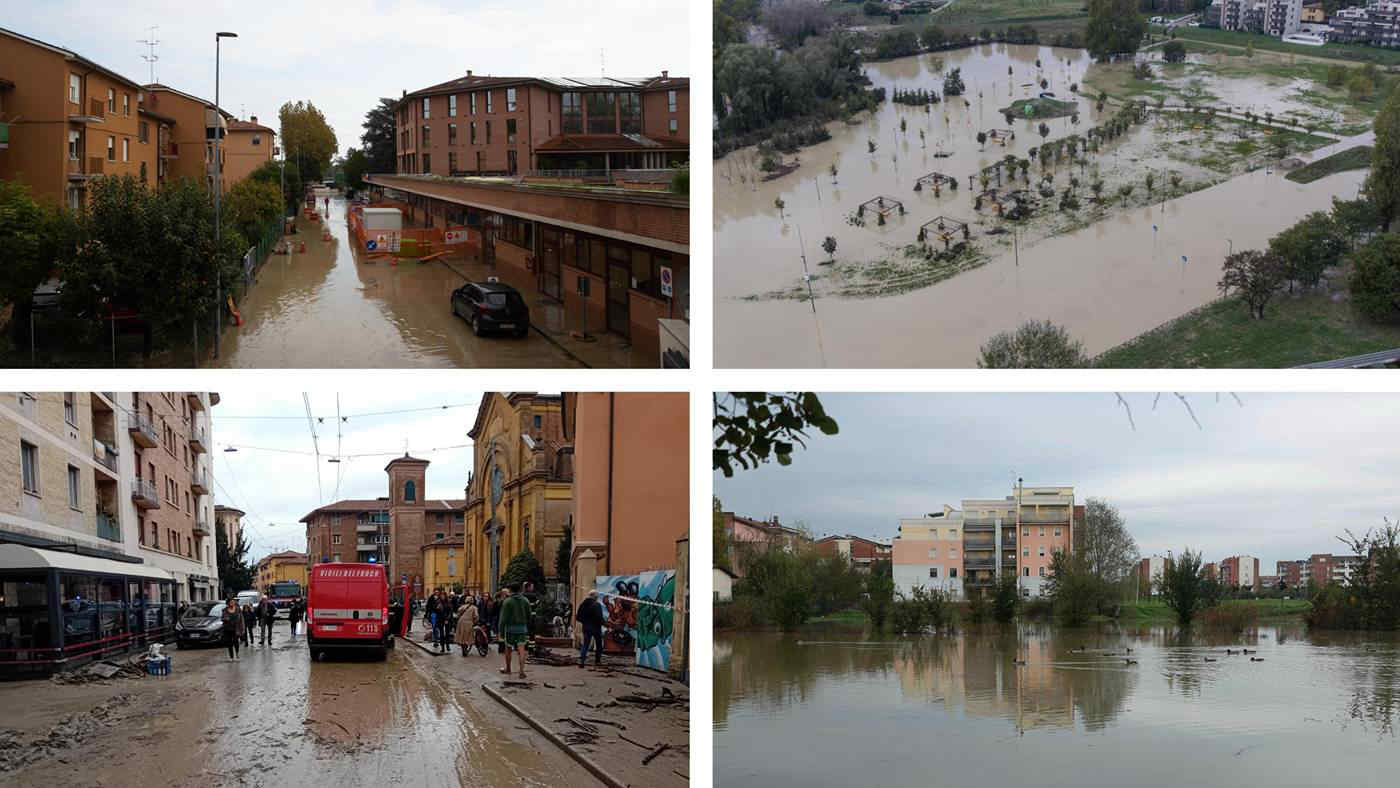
left=221, top=599, right=245, bottom=661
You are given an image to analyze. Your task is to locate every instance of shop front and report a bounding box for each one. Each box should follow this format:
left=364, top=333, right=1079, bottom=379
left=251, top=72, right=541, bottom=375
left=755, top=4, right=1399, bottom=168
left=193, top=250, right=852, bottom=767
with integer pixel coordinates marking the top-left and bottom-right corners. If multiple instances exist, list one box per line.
left=0, top=544, right=178, bottom=676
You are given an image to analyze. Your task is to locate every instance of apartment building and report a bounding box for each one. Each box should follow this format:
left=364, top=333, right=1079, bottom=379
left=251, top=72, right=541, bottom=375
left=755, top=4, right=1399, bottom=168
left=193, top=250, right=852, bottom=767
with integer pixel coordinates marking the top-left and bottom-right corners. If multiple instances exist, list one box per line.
left=814, top=534, right=892, bottom=571
left=0, top=27, right=164, bottom=210
left=893, top=486, right=1077, bottom=600
left=1266, top=0, right=1304, bottom=35
left=718, top=512, right=808, bottom=576
left=223, top=116, right=275, bottom=186
left=394, top=71, right=688, bottom=177
left=300, top=467, right=466, bottom=597
left=255, top=550, right=307, bottom=592
left=421, top=537, right=466, bottom=593
left=1138, top=555, right=1171, bottom=594
left=1329, top=1, right=1400, bottom=46
left=140, top=84, right=232, bottom=193
left=0, top=391, right=219, bottom=675
left=214, top=504, right=244, bottom=549
left=1302, top=3, right=1326, bottom=22
left=1277, top=558, right=1306, bottom=588
left=1219, top=555, right=1260, bottom=591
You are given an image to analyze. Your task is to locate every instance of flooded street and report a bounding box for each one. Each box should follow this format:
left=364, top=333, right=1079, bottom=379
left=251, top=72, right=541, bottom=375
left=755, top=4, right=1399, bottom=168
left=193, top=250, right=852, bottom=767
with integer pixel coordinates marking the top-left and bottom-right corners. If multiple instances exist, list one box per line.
left=213, top=197, right=584, bottom=368
left=0, top=636, right=587, bottom=788
left=714, top=624, right=1399, bottom=788
left=713, top=43, right=1366, bottom=367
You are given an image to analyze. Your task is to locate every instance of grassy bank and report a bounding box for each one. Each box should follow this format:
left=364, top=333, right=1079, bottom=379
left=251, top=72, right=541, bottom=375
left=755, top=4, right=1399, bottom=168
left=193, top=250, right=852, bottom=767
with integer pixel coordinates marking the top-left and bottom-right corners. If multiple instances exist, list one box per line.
left=1287, top=145, right=1373, bottom=183
left=1152, top=24, right=1400, bottom=66
left=1125, top=598, right=1312, bottom=622
left=1096, top=291, right=1400, bottom=368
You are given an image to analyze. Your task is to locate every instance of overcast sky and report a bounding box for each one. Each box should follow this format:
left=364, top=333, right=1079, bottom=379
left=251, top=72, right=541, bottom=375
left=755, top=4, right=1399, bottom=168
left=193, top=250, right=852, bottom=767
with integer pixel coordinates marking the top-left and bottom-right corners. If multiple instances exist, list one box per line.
left=211, top=392, right=487, bottom=562
left=714, top=393, right=1400, bottom=572
left=6, top=0, right=691, bottom=158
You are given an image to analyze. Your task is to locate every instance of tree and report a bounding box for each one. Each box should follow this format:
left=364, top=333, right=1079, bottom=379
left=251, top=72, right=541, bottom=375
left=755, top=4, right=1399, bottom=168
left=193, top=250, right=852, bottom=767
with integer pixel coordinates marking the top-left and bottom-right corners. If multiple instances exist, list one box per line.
left=1268, top=211, right=1347, bottom=292
left=822, top=236, right=837, bottom=262
left=1086, top=0, right=1147, bottom=61
left=0, top=180, right=66, bottom=349
left=1038, top=122, right=1050, bottom=141
left=977, top=319, right=1088, bottom=368
left=920, top=24, right=946, bottom=50
left=1348, top=73, right=1375, bottom=102
left=1162, top=40, right=1186, bottom=63
left=500, top=549, right=546, bottom=589
left=223, top=178, right=283, bottom=248
left=1218, top=249, right=1285, bottom=319
left=861, top=565, right=894, bottom=631
left=761, top=0, right=831, bottom=48
left=1043, top=550, right=1099, bottom=626
left=280, top=100, right=339, bottom=183
left=943, top=68, right=965, bottom=97
left=1348, top=233, right=1400, bottom=324
left=713, top=392, right=839, bottom=477
left=361, top=98, right=398, bottom=176
left=1158, top=548, right=1209, bottom=627
left=739, top=546, right=812, bottom=629
left=555, top=526, right=573, bottom=586
left=216, top=525, right=255, bottom=597
left=977, top=131, right=988, bottom=149
left=247, top=159, right=301, bottom=213
left=1330, top=195, right=1380, bottom=247
left=342, top=147, right=370, bottom=191
left=1076, top=499, right=1140, bottom=584
left=1367, top=86, right=1400, bottom=231
left=993, top=573, right=1019, bottom=622
left=809, top=554, right=865, bottom=616
left=875, top=28, right=920, bottom=59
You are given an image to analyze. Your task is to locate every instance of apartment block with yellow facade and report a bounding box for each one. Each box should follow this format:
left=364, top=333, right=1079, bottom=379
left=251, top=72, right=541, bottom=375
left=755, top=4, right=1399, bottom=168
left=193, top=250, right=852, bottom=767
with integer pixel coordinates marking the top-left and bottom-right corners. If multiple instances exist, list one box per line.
left=255, top=550, right=308, bottom=592
left=223, top=116, right=275, bottom=186
left=140, top=84, right=230, bottom=193
left=420, top=537, right=466, bottom=593
left=0, top=26, right=164, bottom=210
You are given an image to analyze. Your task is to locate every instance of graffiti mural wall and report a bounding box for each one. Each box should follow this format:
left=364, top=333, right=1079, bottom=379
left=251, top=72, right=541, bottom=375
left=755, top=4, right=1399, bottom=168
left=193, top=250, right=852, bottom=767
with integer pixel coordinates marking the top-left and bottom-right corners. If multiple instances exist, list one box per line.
left=594, top=570, right=675, bottom=671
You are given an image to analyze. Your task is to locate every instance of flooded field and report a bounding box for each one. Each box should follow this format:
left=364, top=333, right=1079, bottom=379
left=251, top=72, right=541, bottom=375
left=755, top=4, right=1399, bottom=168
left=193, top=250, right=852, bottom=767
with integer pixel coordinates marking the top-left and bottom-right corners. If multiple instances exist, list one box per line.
left=714, top=624, right=1399, bottom=788
left=213, top=197, right=584, bottom=368
left=713, top=44, right=1367, bottom=367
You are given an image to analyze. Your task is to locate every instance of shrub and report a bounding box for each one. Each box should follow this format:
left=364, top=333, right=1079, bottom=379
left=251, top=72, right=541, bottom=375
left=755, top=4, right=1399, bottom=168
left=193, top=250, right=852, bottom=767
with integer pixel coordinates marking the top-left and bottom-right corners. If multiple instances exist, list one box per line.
left=1162, top=40, right=1186, bottom=63
left=1305, top=583, right=1366, bottom=630
left=714, top=597, right=762, bottom=629
left=1201, top=600, right=1260, bottom=632
left=978, top=319, right=1088, bottom=368
left=1023, top=597, right=1054, bottom=620
left=1349, top=233, right=1400, bottom=324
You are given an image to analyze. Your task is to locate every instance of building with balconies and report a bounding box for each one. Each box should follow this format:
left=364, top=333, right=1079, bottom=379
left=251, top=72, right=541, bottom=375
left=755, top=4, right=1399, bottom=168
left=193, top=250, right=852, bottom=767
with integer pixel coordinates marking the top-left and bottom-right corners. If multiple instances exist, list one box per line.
left=1328, top=1, right=1400, bottom=46
left=255, top=550, right=308, bottom=593
left=893, top=485, right=1078, bottom=600
left=1219, top=555, right=1260, bottom=591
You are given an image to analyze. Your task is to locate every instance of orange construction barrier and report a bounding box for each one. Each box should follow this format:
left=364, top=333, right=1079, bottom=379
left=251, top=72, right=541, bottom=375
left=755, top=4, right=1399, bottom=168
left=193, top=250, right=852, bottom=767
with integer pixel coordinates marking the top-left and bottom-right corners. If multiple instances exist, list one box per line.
left=298, top=240, right=307, bottom=253
left=226, top=295, right=242, bottom=327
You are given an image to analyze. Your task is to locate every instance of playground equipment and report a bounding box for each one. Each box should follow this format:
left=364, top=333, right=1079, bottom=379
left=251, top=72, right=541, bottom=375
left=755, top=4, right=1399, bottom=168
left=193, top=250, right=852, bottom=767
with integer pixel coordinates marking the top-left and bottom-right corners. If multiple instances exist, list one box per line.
left=915, top=172, right=958, bottom=194
left=918, top=216, right=970, bottom=249
left=855, top=196, right=906, bottom=226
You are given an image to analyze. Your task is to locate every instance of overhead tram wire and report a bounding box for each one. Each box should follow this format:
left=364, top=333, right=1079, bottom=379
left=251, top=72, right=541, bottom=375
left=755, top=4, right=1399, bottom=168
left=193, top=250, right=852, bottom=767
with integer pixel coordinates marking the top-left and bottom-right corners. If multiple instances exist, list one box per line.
left=214, top=401, right=481, bottom=422
left=303, top=393, right=323, bottom=505
left=219, top=442, right=474, bottom=459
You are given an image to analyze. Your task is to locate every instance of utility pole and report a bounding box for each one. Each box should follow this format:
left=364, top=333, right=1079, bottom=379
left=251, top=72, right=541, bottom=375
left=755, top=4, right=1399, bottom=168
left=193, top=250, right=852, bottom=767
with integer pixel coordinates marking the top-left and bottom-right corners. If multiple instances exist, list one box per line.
left=213, top=31, right=237, bottom=360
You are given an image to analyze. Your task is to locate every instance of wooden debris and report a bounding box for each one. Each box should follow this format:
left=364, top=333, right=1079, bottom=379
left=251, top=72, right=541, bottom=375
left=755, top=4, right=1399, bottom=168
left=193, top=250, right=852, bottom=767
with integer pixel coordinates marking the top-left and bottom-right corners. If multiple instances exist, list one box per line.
left=642, top=743, right=670, bottom=765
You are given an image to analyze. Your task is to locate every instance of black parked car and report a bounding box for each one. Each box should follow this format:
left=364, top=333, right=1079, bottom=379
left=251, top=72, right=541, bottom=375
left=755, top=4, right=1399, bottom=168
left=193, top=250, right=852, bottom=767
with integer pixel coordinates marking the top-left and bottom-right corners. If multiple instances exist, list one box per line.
left=451, top=281, right=530, bottom=337
left=175, top=601, right=227, bottom=648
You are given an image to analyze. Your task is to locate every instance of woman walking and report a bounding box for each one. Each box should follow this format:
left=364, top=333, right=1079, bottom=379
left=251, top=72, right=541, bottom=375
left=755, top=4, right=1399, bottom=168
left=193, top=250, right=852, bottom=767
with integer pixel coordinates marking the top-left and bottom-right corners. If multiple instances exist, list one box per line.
left=452, top=597, right=479, bottom=657
left=241, top=602, right=257, bottom=647
left=221, top=599, right=245, bottom=660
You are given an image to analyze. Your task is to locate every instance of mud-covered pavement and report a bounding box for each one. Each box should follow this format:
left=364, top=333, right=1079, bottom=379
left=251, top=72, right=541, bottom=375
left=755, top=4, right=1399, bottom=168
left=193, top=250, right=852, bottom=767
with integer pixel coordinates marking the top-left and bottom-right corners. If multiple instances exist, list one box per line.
left=0, top=633, right=595, bottom=788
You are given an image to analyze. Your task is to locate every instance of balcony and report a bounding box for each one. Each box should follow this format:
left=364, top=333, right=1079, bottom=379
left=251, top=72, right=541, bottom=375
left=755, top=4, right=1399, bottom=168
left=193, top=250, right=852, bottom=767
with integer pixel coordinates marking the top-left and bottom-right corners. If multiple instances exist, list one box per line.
left=186, top=393, right=205, bottom=412
left=68, top=98, right=105, bottom=123
left=1020, top=510, right=1070, bottom=524
left=356, top=542, right=378, bottom=552
left=128, top=415, right=158, bottom=448
left=189, top=425, right=208, bottom=454
left=965, top=558, right=996, bottom=569
left=96, top=513, right=121, bottom=542
left=160, top=141, right=178, bottom=159
left=356, top=523, right=381, bottom=533
left=92, top=438, right=120, bottom=477
left=192, top=519, right=210, bottom=537
left=131, top=478, right=160, bottom=510
left=190, top=467, right=210, bottom=496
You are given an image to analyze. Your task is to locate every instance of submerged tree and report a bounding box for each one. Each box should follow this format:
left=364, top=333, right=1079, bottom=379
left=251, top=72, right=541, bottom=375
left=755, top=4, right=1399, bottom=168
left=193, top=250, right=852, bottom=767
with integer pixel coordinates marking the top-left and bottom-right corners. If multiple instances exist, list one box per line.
left=1158, top=548, right=1209, bottom=628
left=977, top=319, right=1088, bottom=368
left=822, top=235, right=838, bottom=262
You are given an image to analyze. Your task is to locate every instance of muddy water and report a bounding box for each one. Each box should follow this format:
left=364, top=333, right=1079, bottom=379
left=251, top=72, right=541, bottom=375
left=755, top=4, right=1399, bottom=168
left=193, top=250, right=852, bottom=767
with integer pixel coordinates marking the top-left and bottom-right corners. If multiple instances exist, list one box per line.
left=213, top=197, right=581, bottom=368
left=713, top=44, right=1366, bottom=367
left=715, top=625, right=1400, bottom=788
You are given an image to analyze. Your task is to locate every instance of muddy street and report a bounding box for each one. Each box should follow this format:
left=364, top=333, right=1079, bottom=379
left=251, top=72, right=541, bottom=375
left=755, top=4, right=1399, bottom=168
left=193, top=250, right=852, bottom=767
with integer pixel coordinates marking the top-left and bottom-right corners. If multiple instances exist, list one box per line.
left=0, top=634, right=593, bottom=788
left=211, top=196, right=586, bottom=369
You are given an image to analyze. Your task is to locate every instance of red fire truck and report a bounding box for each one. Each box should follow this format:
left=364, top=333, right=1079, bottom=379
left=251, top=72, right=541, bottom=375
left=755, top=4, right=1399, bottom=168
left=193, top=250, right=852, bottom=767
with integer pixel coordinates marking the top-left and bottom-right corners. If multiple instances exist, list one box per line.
left=306, top=563, right=394, bottom=661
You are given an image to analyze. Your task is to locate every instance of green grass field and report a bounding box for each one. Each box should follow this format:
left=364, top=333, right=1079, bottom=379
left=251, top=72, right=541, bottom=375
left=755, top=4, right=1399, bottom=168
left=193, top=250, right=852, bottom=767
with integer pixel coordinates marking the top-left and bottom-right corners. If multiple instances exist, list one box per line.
left=1286, top=145, right=1373, bottom=183
left=1153, top=24, right=1400, bottom=66
left=1096, top=291, right=1400, bottom=368
left=1125, top=598, right=1312, bottom=622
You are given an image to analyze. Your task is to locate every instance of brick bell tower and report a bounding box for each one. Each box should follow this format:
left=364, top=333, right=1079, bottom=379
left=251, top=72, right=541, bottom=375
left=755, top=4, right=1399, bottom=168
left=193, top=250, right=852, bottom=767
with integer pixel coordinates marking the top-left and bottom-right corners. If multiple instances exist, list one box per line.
left=386, top=455, right=430, bottom=595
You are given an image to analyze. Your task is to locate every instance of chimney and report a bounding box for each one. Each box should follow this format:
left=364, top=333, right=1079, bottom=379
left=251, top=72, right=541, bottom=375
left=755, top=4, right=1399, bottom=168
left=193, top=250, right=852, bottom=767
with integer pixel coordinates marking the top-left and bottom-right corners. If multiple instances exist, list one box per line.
left=467, top=69, right=473, bottom=77
left=661, top=70, right=668, bottom=79
left=250, top=115, right=257, bottom=124
left=402, top=89, right=406, bottom=98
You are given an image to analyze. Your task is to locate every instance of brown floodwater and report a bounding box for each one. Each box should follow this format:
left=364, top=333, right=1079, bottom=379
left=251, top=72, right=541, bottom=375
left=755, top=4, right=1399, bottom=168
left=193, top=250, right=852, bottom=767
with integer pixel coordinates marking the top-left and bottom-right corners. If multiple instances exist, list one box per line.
left=713, top=44, right=1367, bottom=367
left=714, top=624, right=1399, bottom=787
left=212, top=197, right=582, bottom=368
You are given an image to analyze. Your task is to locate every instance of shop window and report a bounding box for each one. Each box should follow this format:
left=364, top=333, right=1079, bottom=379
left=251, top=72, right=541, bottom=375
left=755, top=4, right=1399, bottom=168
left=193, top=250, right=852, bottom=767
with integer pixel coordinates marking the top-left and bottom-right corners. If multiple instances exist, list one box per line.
left=60, top=574, right=99, bottom=647
left=0, top=577, right=52, bottom=651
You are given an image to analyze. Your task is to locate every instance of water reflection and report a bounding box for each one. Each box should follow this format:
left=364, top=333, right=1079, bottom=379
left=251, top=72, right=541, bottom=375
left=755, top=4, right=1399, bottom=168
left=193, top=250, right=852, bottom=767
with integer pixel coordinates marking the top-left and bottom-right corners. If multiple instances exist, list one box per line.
left=715, top=624, right=1399, bottom=787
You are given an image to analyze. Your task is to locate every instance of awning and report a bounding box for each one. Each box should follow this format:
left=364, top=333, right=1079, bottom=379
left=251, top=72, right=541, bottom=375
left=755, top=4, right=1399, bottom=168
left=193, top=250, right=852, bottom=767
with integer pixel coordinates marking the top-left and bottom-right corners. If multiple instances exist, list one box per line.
left=0, top=544, right=175, bottom=581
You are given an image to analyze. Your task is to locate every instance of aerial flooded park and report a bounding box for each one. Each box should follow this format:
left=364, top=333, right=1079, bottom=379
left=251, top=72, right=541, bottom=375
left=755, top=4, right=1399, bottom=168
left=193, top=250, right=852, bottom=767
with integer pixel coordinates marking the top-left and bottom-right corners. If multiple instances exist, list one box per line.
left=713, top=0, right=1400, bottom=367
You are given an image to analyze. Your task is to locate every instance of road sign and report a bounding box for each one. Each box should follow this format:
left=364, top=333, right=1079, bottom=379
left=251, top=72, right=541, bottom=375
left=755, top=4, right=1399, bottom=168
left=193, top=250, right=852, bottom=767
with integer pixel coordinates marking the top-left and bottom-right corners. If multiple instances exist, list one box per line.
left=366, top=239, right=377, bottom=251
left=659, top=266, right=673, bottom=297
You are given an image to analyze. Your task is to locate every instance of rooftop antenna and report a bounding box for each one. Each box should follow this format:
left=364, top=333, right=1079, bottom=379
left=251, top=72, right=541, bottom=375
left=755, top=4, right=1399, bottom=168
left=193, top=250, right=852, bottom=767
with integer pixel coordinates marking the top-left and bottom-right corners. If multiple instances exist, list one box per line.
left=139, top=26, right=159, bottom=83
left=600, top=48, right=605, bottom=78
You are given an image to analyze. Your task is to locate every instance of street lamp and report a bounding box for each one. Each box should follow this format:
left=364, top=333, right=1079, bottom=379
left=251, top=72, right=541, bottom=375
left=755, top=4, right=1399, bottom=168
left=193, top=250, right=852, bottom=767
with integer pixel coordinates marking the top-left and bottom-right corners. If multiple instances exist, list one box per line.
left=213, top=31, right=237, bottom=361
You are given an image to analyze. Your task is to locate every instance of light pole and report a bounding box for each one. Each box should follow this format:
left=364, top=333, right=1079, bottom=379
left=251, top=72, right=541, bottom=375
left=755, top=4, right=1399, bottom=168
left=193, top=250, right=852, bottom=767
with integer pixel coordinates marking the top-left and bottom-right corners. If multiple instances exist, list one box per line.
left=213, top=31, right=237, bottom=360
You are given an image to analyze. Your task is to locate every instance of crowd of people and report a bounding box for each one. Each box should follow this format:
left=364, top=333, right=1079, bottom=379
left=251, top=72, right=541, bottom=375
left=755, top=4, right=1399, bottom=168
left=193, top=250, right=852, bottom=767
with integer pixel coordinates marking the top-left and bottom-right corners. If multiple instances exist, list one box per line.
left=218, top=595, right=305, bottom=660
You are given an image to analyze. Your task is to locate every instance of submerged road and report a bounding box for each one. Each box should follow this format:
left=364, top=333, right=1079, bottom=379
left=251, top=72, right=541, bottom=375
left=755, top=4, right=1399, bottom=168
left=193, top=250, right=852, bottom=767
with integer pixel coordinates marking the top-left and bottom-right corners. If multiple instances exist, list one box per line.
left=212, top=196, right=583, bottom=369
left=0, top=634, right=590, bottom=788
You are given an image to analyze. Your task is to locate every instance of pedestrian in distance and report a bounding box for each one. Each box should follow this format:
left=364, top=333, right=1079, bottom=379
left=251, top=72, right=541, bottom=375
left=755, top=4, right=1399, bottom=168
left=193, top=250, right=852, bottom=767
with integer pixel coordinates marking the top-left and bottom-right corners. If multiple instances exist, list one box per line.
left=241, top=602, right=256, bottom=647
left=289, top=596, right=303, bottom=637
left=221, top=598, right=245, bottom=661
left=256, top=594, right=277, bottom=645
left=576, top=590, right=605, bottom=668
left=498, top=583, right=531, bottom=679
left=424, top=592, right=438, bottom=640
left=453, top=597, right=479, bottom=657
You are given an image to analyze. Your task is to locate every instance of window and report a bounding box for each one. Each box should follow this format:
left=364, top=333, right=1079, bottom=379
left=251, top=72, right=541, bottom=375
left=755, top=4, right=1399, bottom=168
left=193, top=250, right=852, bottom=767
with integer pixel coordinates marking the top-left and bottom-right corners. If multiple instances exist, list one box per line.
left=1038, top=546, right=1046, bottom=557
left=67, top=466, right=80, bottom=509
left=619, top=93, right=641, bottom=134
left=435, top=532, right=445, bottom=541
left=64, top=392, right=76, bottom=424
left=1054, top=528, right=1061, bottom=537
left=469, top=121, right=477, bottom=145
left=449, top=94, right=458, bottom=115
left=404, top=480, right=416, bottom=502
left=122, top=138, right=129, bottom=162
left=669, top=118, right=678, bottom=135
left=151, top=523, right=159, bottom=548
left=69, top=131, right=80, bottom=159
left=950, top=548, right=958, bottom=558
left=470, top=92, right=477, bottom=115
left=561, top=92, right=582, bottom=133
left=1039, top=566, right=1046, bottom=577
left=122, top=93, right=130, bottom=116
left=332, top=553, right=341, bottom=563
left=929, top=567, right=938, bottom=578
left=448, top=151, right=457, bottom=172
left=139, top=121, right=150, bottom=144
left=927, top=548, right=937, bottom=559
left=332, top=534, right=341, bottom=545
left=485, top=121, right=491, bottom=144
left=252, top=134, right=260, bottom=146
left=507, top=149, right=517, bottom=174
left=507, top=87, right=517, bottom=112
left=448, top=123, right=457, bottom=144
left=69, top=74, right=80, bottom=103
left=1023, top=548, right=1029, bottom=557
left=423, top=153, right=430, bottom=173
left=1023, top=567, right=1030, bottom=577
left=21, top=442, right=38, bottom=493
left=667, top=89, right=678, bottom=112
left=1022, top=528, right=1029, bottom=537
left=422, top=97, right=430, bottom=118
left=107, top=88, right=115, bottom=112
left=107, top=136, right=116, bottom=161
left=533, top=415, right=542, bottom=429
left=486, top=90, right=493, bottom=113
left=421, top=125, right=430, bottom=147
left=587, top=92, right=615, bottom=134
left=506, top=118, right=516, bottom=144
left=950, top=568, right=958, bottom=578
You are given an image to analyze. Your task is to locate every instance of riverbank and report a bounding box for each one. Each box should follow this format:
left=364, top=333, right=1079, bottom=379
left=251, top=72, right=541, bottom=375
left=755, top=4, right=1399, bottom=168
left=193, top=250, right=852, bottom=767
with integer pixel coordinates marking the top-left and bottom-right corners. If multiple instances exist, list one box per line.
left=1122, top=598, right=1311, bottom=623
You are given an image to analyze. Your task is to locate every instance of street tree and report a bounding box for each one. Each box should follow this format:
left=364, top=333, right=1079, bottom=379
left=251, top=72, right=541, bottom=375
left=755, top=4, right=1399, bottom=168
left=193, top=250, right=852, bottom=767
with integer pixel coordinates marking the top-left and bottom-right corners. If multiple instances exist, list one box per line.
left=1347, top=233, right=1400, bottom=324
left=1218, top=249, right=1286, bottom=319
left=216, top=524, right=255, bottom=596
left=1366, top=86, right=1400, bottom=231
left=342, top=148, right=370, bottom=191
left=500, top=549, right=546, bottom=590
left=1158, top=548, right=1209, bottom=627
left=279, top=100, right=339, bottom=183
left=223, top=178, right=283, bottom=249
left=977, top=319, right=1088, bottom=368
left=713, top=392, right=839, bottom=476
left=361, top=98, right=398, bottom=175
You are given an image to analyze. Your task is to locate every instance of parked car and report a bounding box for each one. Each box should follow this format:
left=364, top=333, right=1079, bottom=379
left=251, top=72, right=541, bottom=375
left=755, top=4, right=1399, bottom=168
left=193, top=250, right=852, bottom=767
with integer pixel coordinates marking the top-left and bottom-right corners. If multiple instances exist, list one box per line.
left=450, top=281, right=530, bottom=337
left=175, top=601, right=228, bottom=648
left=1040, top=91, right=1056, bottom=99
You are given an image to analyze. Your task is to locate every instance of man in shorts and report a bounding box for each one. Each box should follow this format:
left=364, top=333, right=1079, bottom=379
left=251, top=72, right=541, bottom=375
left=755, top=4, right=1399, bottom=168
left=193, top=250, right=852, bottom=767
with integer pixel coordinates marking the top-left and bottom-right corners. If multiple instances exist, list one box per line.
left=497, top=583, right=532, bottom=679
